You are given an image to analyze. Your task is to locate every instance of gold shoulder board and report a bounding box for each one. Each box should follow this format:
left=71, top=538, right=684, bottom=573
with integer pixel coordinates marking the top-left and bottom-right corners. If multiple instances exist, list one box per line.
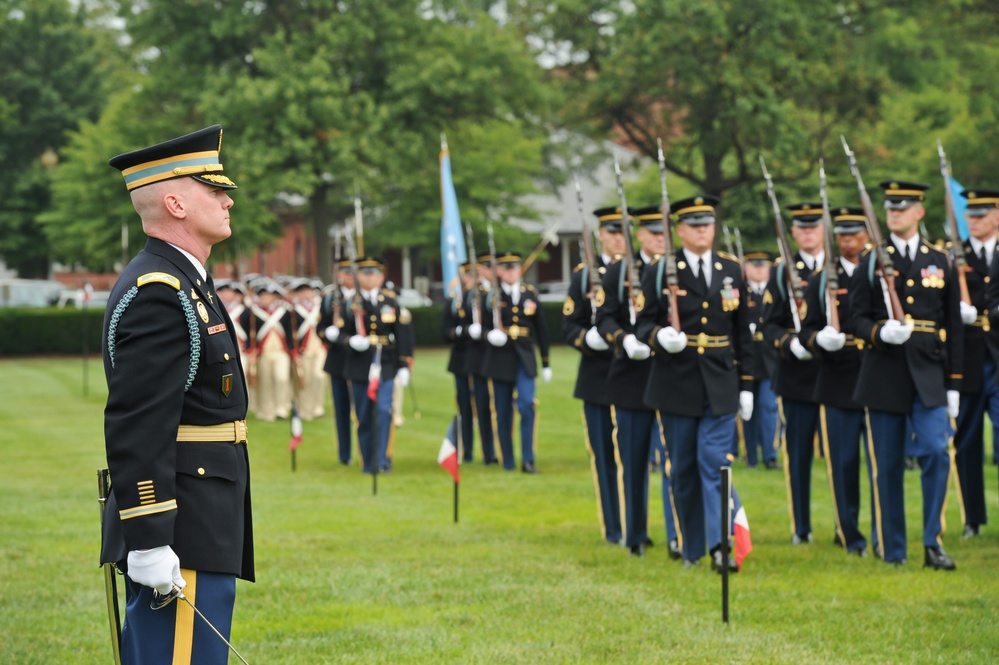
left=137, top=272, right=181, bottom=290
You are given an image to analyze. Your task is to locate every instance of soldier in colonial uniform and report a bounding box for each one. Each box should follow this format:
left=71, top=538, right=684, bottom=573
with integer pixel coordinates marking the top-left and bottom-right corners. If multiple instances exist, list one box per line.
left=318, top=259, right=357, bottom=465
left=636, top=195, right=754, bottom=571
left=102, top=125, right=253, bottom=664
left=291, top=278, right=326, bottom=420
left=851, top=180, right=962, bottom=569
left=562, top=209, right=627, bottom=543
left=442, top=262, right=477, bottom=462
left=798, top=208, right=872, bottom=555
left=339, top=256, right=414, bottom=474
left=952, top=188, right=999, bottom=538
left=742, top=251, right=780, bottom=470
left=481, top=251, right=551, bottom=472
left=763, top=202, right=826, bottom=545
left=249, top=280, right=294, bottom=421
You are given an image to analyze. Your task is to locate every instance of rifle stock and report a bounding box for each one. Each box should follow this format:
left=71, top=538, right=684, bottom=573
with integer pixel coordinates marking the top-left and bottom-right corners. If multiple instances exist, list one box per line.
left=656, top=138, right=681, bottom=331
left=612, top=154, right=642, bottom=322
left=759, top=156, right=803, bottom=332
left=463, top=222, right=481, bottom=325
left=938, top=139, right=972, bottom=305
left=574, top=174, right=600, bottom=325
left=819, top=159, right=840, bottom=331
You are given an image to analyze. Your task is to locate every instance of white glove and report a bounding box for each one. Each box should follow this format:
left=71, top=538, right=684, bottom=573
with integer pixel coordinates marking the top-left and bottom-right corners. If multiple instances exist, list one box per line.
left=454, top=325, right=463, bottom=338
left=739, top=390, right=754, bottom=421
left=879, top=319, right=913, bottom=345
left=947, top=390, right=960, bottom=419
left=960, top=301, right=978, bottom=325
left=487, top=328, right=508, bottom=347
left=622, top=334, right=651, bottom=360
left=585, top=326, right=609, bottom=351
left=789, top=337, right=814, bottom=360
left=127, top=546, right=185, bottom=595
left=468, top=322, right=483, bottom=340
left=397, top=367, right=410, bottom=387
left=349, top=334, right=371, bottom=352
left=542, top=367, right=552, bottom=383
left=656, top=326, right=688, bottom=354
left=816, top=325, right=846, bottom=352
left=749, top=322, right=757, bottom=334
left=324, top=325, right=340, bottom=343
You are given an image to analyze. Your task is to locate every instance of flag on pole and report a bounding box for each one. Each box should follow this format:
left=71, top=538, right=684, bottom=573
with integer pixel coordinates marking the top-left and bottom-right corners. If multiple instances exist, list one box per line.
left=367, top=347, right=382, bottom=401
left=730, top=487, right=752, bottom=569
left=440, top=135, right=467, bottom=298
left=288, top=402, right=303, bottom=452
left=437, top=417, right=460, bottom=483
left=948, top=175, right=968, bottom=240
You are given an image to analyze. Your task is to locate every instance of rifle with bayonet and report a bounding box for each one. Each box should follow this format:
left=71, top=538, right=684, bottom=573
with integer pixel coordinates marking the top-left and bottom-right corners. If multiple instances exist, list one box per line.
left=734, top=226, right=745, bottom=278
left=486, top=222, right=502, bottom=330
left=612, top=153, right=642, bottom=323
left=938, top=139, right=972, bottom=305
left=819, top=159, right=840, bottom=331
left=342, top=216, right=367, bottom=335
left=353, top=182, right=365, bottom=256
left=464, top=222, right=481, bottom=325
left=521, top=218, right=563, bottom=274
left=656, top=138, right=681, bottom=331
left=574, top=174, right=600, bottom=325
left=722, top=222, right=734, bottom=256
left=840, top=136, right=906, bottom=321
left=759, top=156, right=804, bottom=332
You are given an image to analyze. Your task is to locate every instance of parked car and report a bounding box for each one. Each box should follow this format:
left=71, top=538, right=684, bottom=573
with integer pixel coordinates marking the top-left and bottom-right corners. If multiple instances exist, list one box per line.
left=396, top=288, right=433, bottom=308
left=57, top=288, right=111, bottom=309
left=0, top=279, right=64, bottom=307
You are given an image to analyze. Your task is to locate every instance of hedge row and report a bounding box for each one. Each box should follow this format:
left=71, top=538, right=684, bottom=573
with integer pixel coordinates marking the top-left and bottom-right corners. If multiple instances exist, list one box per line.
left=0, top=301, right=569, bottom=356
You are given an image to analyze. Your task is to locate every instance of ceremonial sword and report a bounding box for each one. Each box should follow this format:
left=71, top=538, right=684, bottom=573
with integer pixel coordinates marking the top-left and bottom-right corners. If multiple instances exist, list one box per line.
left=152, top=585, right=250, bottom=665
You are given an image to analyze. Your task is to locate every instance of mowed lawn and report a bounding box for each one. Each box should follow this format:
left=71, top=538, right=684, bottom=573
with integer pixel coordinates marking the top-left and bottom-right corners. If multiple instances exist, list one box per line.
left=1, top=348, right=998, bottom=664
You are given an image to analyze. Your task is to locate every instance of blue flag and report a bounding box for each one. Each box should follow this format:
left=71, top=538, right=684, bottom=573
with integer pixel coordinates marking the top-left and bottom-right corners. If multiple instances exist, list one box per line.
left=440, top=145, right=467, bottom=299
left=949, top=175, right=968, bottom=240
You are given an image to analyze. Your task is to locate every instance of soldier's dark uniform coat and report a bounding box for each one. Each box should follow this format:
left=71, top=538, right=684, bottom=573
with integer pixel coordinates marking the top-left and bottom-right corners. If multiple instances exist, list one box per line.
left=747, top=281, right=777, bottom=383
left=317, top=285, right=351, bottom=378
left=562, top=259, right=612, bottom=405
left=480, top=283, right=551, bottom=381
left=595, top=255, right=653, bottom=410
left=339, top=289, right=415, bottom=380
left=959, top=240, right=999, bottom=390
left=762, top=252, right=822, bottom=400
left=101, top=238, right=254, bottom=581
left=442, top=291, right=471, bottom=376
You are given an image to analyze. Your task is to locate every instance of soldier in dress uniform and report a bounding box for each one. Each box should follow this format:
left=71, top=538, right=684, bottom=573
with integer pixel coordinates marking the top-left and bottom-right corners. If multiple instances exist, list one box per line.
left=742, top=251, right=780, bottom=470
left=318, top=259, right=356, bottom=465
left=851, top=180, right=963, bottom=569
left=291, top=279, right=326, bottom=420
left=249, top=280, right=294, bottom=421
left=562, top=209, right=627, bottom=544
left=952, top=188, right=999, bottom=538
left=798, top=208, right=872, bottom=555
left=101, top=124, right=253, bottom=664
left=464, top=253, right=499, bottom=465
left=763, top=202, right=826, bottom=545
left=636, top=195, right=754, bottom=571
left=595, top=207, right=665, bottom=556
left=442, top=262, right=477, bottom=462
left=481, top=251, right=552, bottom=472
left=339, top=256, right=414, bottom=474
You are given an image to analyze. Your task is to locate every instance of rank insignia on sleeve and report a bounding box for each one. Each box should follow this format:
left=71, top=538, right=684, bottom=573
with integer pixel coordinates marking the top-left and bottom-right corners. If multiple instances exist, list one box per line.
left=563, top=296, right=575, bottom=316
left=197, top=301, right=210, bottom=323
left=222, top=373, right=233, bottom=397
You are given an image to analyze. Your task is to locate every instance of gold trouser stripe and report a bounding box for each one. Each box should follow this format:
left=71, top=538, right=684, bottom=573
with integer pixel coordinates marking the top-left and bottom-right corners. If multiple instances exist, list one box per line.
left=345, top=379, right=362, bottom=469
left=172, top=569, right=196, bottom=665
left=819, top=406, right=845, bottom=550
left=176, top=420, right=248, bottom=443
left=487, top=379, right=503, bottom=467
left=387, top=411, right=398, bottom=462
left=656, top=411, right=682, bottom=551
left=582, top=406, right=607, bottom=539
left=610, top=406, right=629, bottom=545
left=735, top=413, right=746, bottom=460
left=948, top=418, right=965, bottom=527
left=777, top=397, right=796, bottom=535
left=864, top=409, right=886, bottom=558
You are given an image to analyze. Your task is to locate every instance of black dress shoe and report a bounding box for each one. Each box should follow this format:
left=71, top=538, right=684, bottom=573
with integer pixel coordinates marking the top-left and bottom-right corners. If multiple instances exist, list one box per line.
left=710, top=548, right=739, bottom=574
left=848, top=547, right=868, bottom=558
left=484, top=458, right=499, bottom=466
left=642, top=536, right=654, bottom=547
left=682, top=558, right=700, bottom=568
left=764, top=459, right=779, bottom=470
left=924, top=546, right=956, bottom=571
left=668, top=539, right=682, bottom=560
left=904, top=456, right=916, bottom=471
left=962, top=524, right=980, bottom=539
left=791, top=533, right=812, bottom=545
left=629, top=543, right=646, bottom=557
left=521, top=462, right=538, bottom=474
left=833, top=533, right=844, bottom=548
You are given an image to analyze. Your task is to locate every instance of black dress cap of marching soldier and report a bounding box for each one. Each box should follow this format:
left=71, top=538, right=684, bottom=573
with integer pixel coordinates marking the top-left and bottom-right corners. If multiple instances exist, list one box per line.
left=961, top=188, right=999, bottom=216
left=672, top=195, right=719, bottom=225
left=109, top=124, right=237, bottom=192
left=832, top=206, right=867, bottom=234
left=476, top=253, right=494, bottom=267
left=593, top=206, right=626, bottom=232
left=744, top=250, right=773, bottom=265
left=879, top=180, right=929, bottom=210
left=496, top=251, right=523, bottom=267
left=786, top=202, right=823, bottom=227
left=630, top=205, right=665, bottom=233
left=356, top=256, right=386, bottom=273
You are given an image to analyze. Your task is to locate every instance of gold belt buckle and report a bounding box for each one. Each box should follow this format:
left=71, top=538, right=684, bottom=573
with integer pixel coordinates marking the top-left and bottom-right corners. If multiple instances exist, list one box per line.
left=509, top=325, right=521, bottom=340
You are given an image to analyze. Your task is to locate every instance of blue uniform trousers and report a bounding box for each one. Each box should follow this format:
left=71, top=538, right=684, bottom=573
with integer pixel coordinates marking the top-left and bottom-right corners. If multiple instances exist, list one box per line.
left=819, top=405, right=871, bottom=553
left=583, top=402, right=622, bottom=543
left=611, top=406, right=653, bottom=548
left=650, top=415, right=678, bottom=544
left=866, top=396, right=951, bottom=562
left=954, top=357, right=997, bottom=527
left=454, top=374, right=476, bottom=462
left=745, top=378, right=779, bottom=465
left=780, top=398, right=819, bottom=540
left=352, top=378, right=395, bottom=472
left=330, top=375, right=353, bottom=464
left=660, top=403, right=736, bottom=560
left=121, top=569, right=235, bottom=665
left=492, top=364, right=536, bottom=469
left=472, top=374, right=497, bottom=463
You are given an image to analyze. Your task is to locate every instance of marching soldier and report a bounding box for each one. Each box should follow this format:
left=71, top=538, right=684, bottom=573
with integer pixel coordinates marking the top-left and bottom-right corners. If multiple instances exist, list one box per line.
left=851, top=180, right=962, bottom=569
left=482, top=251, right=552, bottom=472
left=595, top=207, right=665, bottom=556
left=339, top=256, right=414, bottom=474
left=318, top=259, right=356, bottom=465
left=636, top=196, right=754, bottom=571
left=102, top=124, right=253, bottom=663
left=763, top=202, right=826, bottom=545
left=442, top=262, right=477, bottom=462
left=464, top=253, right=499, bottom=465
left=292, top=278, right=326, bottom=420
left=249, top=280, right=295, bottom=421
left=742, top=251, right=780, bottom=470
left=953, top=188, right=999, bottom=538
left=799, top=208, right=872, bottom=555
left=562, top=210, right=627, bottom=543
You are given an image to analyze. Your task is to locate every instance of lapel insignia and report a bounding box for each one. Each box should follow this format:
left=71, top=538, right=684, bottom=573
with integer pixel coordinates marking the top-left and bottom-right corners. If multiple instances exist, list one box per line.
left=190, top=288, right=200, bottom=300
left=763, top=290, right=774, bottom=305
left=221, top=373, right=233, bottom=397
left=197, top=301, right=210, bottom=323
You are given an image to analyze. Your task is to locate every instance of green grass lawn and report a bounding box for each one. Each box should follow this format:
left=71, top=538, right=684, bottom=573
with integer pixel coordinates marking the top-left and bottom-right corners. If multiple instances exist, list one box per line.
left=1, top=348, right=998, bottom=664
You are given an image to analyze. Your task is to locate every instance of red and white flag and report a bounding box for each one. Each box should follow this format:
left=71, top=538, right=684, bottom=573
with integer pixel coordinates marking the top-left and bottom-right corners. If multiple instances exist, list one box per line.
left=288, top=402, right=303, bottom=452
left=437, top=417, right=460, bottom=483
left=366, top=347, right=382, bottom=400
left=731, top=489, right=752, bottom=568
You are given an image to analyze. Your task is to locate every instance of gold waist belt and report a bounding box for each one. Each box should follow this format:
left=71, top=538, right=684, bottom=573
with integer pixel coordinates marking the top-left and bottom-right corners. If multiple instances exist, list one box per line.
left=367, top=334, right=394, bottom=346
left=752, top=331, right=764, bottom=342
left=686, top=334, right=730, bottom=348
left=177, top=420, right=248, bottom=444
left=505, top=325, right=531, bottom=339
left=969, top=314, right=991, bottom=330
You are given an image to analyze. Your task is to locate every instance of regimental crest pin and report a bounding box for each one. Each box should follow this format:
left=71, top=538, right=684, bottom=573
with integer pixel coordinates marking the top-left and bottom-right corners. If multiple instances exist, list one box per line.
left=196, top=301, right=210, bottom=323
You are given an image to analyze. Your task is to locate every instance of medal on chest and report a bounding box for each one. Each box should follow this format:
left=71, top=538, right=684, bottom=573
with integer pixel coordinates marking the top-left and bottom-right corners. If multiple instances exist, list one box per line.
left=721, top=276, right=740, bottom=312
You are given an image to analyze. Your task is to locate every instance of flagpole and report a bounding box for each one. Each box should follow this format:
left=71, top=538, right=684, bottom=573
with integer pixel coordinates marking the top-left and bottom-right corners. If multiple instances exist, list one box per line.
left=454, top=481, right=459, bottom=524
left=721, top=466, right=731, bottom=624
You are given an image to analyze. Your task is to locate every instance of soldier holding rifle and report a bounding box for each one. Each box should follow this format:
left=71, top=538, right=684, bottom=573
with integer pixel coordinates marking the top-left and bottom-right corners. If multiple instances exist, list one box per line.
left=319, top=257, right=358, bottom=465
